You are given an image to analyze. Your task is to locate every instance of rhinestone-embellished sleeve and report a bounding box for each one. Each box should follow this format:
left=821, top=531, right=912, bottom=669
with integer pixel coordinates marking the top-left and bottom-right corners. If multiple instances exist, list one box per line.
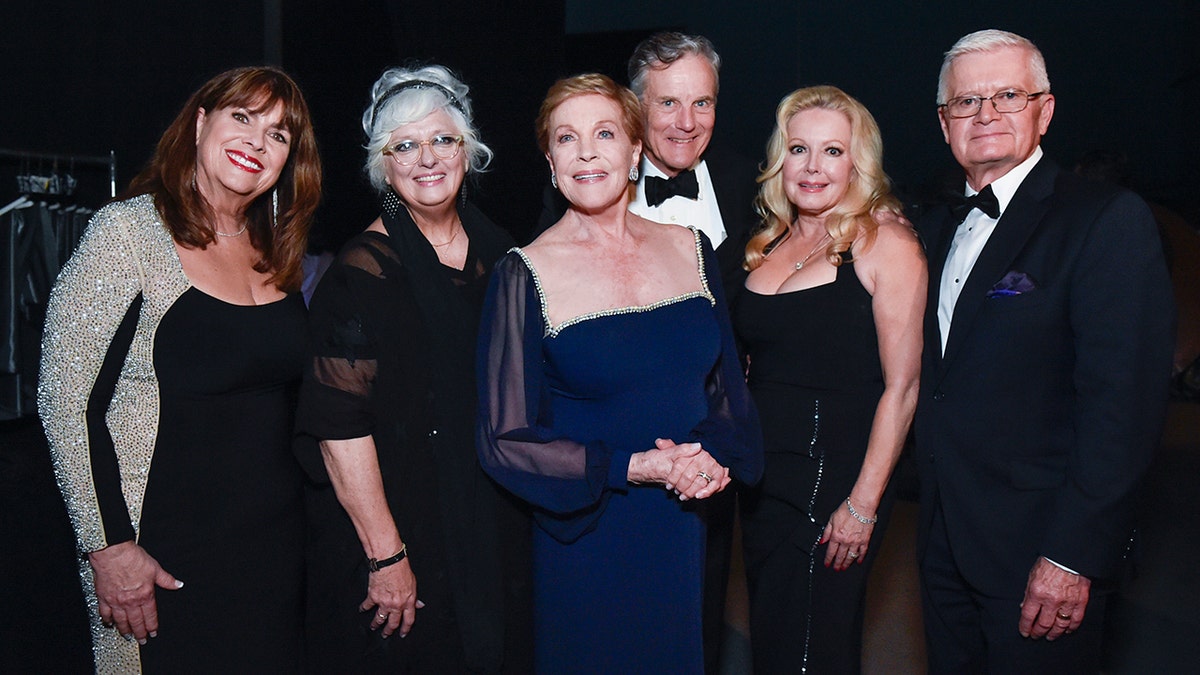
left=39, top=202, right=151, bottom=552
left=476, top=251, right=629, bottom=544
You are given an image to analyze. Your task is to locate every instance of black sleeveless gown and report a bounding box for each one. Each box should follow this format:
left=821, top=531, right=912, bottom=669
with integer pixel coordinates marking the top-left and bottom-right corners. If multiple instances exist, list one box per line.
left=734, top=255, right=894, bottom=675
left=136, top=288, right=306, bottom=672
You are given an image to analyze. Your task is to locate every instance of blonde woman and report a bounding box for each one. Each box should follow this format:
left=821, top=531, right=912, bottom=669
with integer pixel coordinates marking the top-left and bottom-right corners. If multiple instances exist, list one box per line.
left=733, top=85, right=926, bottom=674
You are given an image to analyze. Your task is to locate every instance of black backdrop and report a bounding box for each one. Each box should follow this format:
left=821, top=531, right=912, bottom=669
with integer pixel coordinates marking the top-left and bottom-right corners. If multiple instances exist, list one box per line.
left=1, top=2, right=1198, bottom=670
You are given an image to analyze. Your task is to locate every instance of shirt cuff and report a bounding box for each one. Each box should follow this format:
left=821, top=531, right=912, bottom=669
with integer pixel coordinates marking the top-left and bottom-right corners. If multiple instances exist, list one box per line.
left=1043, top=556, right=1080, bottom=575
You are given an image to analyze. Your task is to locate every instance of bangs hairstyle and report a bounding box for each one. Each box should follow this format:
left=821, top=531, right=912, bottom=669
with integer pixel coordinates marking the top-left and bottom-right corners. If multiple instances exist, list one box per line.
left=746, top=85, right=902, bottom=271
left=535, top=73, right=643, bottom=155
left=362, top=64, right=492, bottom=194
left=124, top=66, right=321, bottom=292
left=937, top=29, right=1050, bottom=104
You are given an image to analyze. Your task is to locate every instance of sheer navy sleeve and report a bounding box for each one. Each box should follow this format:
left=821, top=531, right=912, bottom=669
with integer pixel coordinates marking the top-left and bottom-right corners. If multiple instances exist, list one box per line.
left=686, top=232, right=763, bottom=486
left=476, top=252, right=632, bottom=543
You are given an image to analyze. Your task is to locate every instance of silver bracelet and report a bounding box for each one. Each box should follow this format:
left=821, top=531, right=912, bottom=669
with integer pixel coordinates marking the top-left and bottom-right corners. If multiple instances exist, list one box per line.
left=845, top=498, right=878, bottom=525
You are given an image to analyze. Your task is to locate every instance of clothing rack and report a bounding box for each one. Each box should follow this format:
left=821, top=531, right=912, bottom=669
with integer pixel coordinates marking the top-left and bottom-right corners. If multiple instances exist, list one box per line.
left=2, top=148, right=116, bottom=419
left=0, top=148, right=116, bottom=197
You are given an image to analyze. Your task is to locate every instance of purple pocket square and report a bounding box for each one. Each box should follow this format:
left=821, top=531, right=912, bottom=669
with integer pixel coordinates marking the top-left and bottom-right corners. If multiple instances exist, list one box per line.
left=987, top=270, right=1038, bottom=297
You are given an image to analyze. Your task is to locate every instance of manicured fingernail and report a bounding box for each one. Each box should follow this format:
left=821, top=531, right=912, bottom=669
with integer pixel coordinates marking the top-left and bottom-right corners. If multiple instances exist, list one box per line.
left=138, top=638, right=147, bottom=645
left=149, top=631, right=157, bottom=638
left=174, top=580, right=185, bottom=589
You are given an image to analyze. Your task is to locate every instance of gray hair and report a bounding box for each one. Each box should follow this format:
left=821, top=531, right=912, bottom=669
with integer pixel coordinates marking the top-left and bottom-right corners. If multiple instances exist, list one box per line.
left=362, top=64, right=493, bottom=193
left=937, top=29, right=1051, bottom=104
left=627, top=32, right=721, bottom=99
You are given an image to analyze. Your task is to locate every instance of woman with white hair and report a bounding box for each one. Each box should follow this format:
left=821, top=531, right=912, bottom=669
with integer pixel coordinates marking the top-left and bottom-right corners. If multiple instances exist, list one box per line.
left=295, top=64, right=530, bottom=673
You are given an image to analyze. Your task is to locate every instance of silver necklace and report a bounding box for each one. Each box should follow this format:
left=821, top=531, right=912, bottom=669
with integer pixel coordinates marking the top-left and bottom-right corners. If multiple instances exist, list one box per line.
left=214, top=223, right=248, bottom=238
left=794, top=232, right=831, bottom=270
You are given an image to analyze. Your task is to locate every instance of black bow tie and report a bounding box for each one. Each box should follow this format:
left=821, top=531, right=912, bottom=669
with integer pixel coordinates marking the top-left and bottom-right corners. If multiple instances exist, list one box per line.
left=948, top=184, right=1001, bottom=223
left=644, top=169, right=700, bottom=207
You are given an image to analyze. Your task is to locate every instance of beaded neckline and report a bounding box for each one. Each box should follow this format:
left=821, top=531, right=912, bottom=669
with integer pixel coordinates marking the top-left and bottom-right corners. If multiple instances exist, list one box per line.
left=515, top=226, right=716, bottom=338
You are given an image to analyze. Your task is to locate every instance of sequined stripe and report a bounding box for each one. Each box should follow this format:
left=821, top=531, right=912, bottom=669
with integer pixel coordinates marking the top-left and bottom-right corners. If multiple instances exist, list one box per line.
left=513, top=226, right=716, bottom=339
left=801, top=398, right=823, bottom=674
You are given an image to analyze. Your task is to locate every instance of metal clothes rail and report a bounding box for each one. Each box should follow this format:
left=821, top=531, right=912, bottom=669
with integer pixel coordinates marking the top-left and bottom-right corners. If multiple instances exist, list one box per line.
left=0, top=148, right=117, bottom=197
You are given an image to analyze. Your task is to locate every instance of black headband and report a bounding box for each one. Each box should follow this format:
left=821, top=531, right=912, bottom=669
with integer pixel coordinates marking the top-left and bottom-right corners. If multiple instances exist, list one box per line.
left=371, top=80, right=466, bottom=124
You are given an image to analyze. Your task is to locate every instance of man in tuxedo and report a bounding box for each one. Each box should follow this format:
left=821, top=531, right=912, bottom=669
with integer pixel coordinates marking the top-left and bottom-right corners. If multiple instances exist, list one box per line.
left=915, top=29, right=1174, bottom=673
left=625, top=32, right=758, bottom=294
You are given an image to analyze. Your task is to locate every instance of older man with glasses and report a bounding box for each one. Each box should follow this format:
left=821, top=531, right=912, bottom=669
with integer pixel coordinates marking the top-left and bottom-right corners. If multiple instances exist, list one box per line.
left=914, top=29, right=1174, bottom=673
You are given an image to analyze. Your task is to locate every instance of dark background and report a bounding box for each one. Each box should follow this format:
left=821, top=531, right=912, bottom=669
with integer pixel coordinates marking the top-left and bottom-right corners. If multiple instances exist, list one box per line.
left=2, top=1, right=1198, bottom=247
left=1, top=2, right=1197, bottom=671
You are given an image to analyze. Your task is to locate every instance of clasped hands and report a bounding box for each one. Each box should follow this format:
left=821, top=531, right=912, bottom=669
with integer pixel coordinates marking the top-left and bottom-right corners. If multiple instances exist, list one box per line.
left=628, top=438, right=731, bottom=500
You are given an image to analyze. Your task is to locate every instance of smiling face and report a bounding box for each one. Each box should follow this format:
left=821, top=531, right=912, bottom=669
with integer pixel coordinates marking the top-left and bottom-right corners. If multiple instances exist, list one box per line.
left=639, top=53, right=717, bottom=177
left=939, top=46, right=1054, bottom=189
left=780, top=107, right=855, bottom=220
left=546, top=93, right=642, bottom=213
left=383, top=108, right=467, bottom=212
left=194, top=100, right=291, bottom=211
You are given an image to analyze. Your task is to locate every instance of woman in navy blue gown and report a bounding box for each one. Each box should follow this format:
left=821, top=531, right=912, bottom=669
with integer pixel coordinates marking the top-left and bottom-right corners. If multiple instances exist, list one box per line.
left=476, top=74, right=762, bottom=674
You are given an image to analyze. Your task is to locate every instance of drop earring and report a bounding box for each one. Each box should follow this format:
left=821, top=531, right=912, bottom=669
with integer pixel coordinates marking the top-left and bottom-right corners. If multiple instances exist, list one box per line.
left=628, top=166, right=639, bottom=182
left=550, top=171, right=558, bottom=190
left=272, top=189, right=279, bottom=228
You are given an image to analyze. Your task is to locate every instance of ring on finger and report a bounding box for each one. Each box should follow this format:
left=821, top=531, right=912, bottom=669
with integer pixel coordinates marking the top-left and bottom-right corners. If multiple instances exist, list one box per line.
left=378, top=612, right=387, bottom=619
left=697, top=470, right=713, bottom=485
left=1056, top=610, right=1071, bottom=621
left=847, top=550, right=860, bottom=559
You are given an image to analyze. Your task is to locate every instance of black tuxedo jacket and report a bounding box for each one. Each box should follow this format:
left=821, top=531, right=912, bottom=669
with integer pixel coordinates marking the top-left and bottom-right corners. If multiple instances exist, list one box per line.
left=698, top=144, right=760, bottom=296
left=533, top=143, right=760, bottom=296
left=914, top=157, right=1174, bottom=597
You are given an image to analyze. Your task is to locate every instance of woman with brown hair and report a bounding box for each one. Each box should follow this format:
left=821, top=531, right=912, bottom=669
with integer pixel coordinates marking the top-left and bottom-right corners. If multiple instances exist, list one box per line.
left=39, top=66, right=321, bottom=672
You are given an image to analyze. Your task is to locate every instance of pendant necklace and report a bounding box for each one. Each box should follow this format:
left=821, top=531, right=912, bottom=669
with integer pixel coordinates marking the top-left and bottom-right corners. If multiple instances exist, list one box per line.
left=794, top=232, right=831, bottom=270
left=428, top=222, right=462, bottom=248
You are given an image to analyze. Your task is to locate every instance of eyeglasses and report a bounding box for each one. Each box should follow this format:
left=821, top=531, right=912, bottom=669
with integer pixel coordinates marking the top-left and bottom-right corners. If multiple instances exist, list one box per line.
left=383, top=135, right=464, bottom=165
left=938, top=90, right=1047, bottom=119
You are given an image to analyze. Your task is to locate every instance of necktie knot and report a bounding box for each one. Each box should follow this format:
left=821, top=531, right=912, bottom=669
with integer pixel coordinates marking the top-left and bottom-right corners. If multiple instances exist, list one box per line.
left=948, top=184, right=1000, bottom=223
left=644, top=169, right=699, bottom=207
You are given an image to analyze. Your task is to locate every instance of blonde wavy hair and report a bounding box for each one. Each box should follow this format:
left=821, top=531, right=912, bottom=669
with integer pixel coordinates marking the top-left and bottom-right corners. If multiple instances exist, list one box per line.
left=745, top=85, right=902, bottom=271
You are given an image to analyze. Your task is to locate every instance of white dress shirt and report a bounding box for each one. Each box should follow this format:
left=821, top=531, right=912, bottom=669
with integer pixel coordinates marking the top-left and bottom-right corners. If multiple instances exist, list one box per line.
left=629, top=157, right=728, bottom=247
left=935, top=146, right=1080, bottom=576
left=937, top=146, right=1044, bottom=355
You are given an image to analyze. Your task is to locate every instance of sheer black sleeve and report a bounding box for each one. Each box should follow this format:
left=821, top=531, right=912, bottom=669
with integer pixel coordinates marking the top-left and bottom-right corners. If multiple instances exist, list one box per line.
left=475, top=252, right=631, bottom=543
left=294, top=238, right=392, bottom=481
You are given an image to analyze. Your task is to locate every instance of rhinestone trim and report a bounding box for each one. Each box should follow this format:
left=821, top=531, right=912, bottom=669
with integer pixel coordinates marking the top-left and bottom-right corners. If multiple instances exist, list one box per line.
left=514, top=226, right=715, bottom=338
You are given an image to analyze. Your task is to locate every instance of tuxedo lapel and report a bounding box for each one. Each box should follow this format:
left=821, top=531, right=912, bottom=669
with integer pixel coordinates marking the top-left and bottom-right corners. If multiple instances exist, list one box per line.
left=940, top=159, right=1058, bottom=370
